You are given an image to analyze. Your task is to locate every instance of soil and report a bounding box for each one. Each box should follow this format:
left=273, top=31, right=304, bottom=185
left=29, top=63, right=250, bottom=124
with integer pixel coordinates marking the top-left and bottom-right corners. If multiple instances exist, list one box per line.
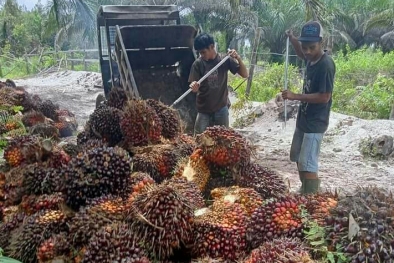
left=13, top=70, right=394, bottom=194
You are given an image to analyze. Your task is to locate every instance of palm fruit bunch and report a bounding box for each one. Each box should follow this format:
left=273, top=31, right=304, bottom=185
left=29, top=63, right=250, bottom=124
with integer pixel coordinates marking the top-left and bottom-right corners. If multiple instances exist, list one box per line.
left=132, top=144, right=185, bottom=183
left=210, top=186, right=263, bottom=216
left=82, top=223, right=150, bottom=263
left=174, top=148, right=210, bottom=192
left=86, top=104, right=123, bottom=146
left=120, top=99, right=162, bottom=147
left=125, top=172, right=156, bottom=203
left=3, top=165, right=35, bottom=206
left=0, top=87, right=19, bottom=108
left=13, top=87, right=40, bottom=112
left=38, top=99, right=60, bottom=121
left=146, top=98, right=181, bottom=139
left=55, top=108, right=75, bottom=118
left=0, top=212, right=26, bottom=249
left=29, top=123, right=60, bottom=139
left=69, top=195, right=127, bottom=246
left=62, top=146, right=132, bottom=209
left=162, top=177, right=205, bottom=209
left=238, top=162, right=287, bottom=199
left=192, top=200, right=247, bottom=261
left=246, top=195, right=305, bottom=249
left=195, top=126, right=252, bottom=170
left=61, top=142, right=80, bottom=157
left=203, top=168, right=235, bottom=200
left=44, top=146, right=71, bottom=168
left=7, top=210, right=69, bottom=263
left=3, top=135, right=42, bottom=167
left=54, top=120, right=74, bottom=137
left=22, top=165, right=64, bottom=195
left=128, top=184, right=194, bottom=260
left=22, top=111, right=46, bottom=127
left=36, top=232, right=70, bottom=263
left=325, top=187, right=394, bottom=263
left=19, top=193, right=65, bottom=215
left=106, top=86, right=128, bottom=110
left=243, top=237, right=314, bottom=263
left=0, top=172, right=5, bottom=219
left=304, top=191, right=338, bottom=226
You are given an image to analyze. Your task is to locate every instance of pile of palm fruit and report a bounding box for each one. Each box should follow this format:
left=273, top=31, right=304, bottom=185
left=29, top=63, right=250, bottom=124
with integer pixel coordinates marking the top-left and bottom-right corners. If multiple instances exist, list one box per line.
left=1, top=85, right=393, bottom=263
left=0, top=79, right=77, bottom=144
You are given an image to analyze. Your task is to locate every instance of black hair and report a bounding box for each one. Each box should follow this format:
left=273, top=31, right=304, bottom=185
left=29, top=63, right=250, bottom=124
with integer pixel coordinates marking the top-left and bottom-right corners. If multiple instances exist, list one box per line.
left=194, top=33, right=215, bottom=51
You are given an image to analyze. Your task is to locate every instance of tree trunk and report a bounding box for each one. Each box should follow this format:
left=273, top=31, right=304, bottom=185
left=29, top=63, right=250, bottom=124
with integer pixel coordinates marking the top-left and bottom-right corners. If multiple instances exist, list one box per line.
left=245, top=27, right=262, bottom=98
left=390, top=103, right=394, bottom=120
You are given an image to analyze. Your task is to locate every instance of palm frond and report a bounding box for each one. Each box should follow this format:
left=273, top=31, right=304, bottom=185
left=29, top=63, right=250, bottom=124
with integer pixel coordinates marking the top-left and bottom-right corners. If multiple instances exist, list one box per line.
left=364, top=9, right=394, bottom=34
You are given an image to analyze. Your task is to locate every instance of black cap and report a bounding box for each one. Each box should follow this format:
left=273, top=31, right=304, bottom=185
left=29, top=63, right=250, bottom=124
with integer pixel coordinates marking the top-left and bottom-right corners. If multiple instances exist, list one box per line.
left=298, top=21, right=323, bottom=42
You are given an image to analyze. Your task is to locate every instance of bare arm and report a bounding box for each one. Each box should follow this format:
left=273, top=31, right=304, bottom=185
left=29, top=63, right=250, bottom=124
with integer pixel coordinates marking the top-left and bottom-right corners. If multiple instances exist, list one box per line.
left=282, top=90, right=331, bottom=104
left=286, top=30, right=305, bottom=60
left=236, top=57, right=249, bottom=78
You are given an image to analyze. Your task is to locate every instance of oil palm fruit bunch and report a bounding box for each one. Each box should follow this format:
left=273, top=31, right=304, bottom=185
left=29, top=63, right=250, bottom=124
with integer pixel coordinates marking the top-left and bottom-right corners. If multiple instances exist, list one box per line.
left=146, top=98, right=181, bottom=139
left=22, top=165, right=64, bottom=195
left=14, top=87, right=40, bottom=112
left=132, top=144, right=186, bottom=183
left=106, top=86, right=128, bottom=110
left=22, top=111, right=46, bottom=127
left=246, top=195, right=305, bottom=249
left=36, top=232, right=70, bottom=263
left=29, top=123, right=60, bottom=139
left=54, top=120, right=74, bottom=137
left=238, top=163, right=287, bottom=199
left=120, top=99, right=162, bottom=147
left=210, top=186, right=263, bottom=216
left=3, top=135, right=42, bottom=167
left=325, top=187, right=394, bottom=263
left=69, top=195, right=127, bottom=246
left=192, top=200, right=247, bottom=261
left=7, top=210, right=69, bottom=263
left=3, top=165, right=35, bottom=206
left=243, top=237, right=314, bottom=263
left=195, top=126, right=252, bottom=170
left=20, top=193, right=65, bottom=215
left=62, top=146, right=132, bottom=209
left=162, top=177, right=205, bottom=209
left=44, top=147, right=71, bottom=168
left=174, top=148, right=210, bottom=192
left=37, top=100, right=60, bottom=121
left=55, top=109, right=75, bottom=118
left=87, top=104, right=123, bottom=146
left=203, top=167, right=235, bottom=200
left=61, top=142, right=80, bottom=157
left=0, top=87, right=19, bottom=108
left=304, top=191, right=338, bottom=226
left=125, top=172, right=156, bottom=203
left=128, top=184, right=194, bottom=260
left=0, top=212, right=26, bottom=249
left=82, top=223, right=151, bottom=263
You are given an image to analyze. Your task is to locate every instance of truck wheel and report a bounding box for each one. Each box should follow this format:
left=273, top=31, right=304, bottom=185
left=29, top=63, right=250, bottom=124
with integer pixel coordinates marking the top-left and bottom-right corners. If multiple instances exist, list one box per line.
left=96, top=93, right=106, bottom=108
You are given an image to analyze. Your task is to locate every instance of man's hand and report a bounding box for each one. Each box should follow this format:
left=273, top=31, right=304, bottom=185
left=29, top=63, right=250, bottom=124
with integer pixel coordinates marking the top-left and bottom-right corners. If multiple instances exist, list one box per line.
left=228, top=49, right=241, bottom=61
left=281, top=90, right=297, bottom=100
left=285, top=29, right=294, bottom=39
left=190, top=81, right=200, bottom=92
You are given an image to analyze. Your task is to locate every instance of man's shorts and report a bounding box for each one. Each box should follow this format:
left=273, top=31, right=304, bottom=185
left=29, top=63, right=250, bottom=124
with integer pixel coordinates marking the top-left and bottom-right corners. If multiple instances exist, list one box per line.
left=290, top=127, right=324, bottom=173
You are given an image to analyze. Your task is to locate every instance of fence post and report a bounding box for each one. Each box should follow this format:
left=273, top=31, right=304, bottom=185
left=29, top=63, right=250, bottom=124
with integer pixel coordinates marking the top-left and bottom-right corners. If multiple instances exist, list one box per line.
left=246, top=27, right=262, bottom=98
left=83, top=44, right=87, bottom=71
left=24, top=56, right=30, bottom=74
left=71, top=51, right=74, bottom=70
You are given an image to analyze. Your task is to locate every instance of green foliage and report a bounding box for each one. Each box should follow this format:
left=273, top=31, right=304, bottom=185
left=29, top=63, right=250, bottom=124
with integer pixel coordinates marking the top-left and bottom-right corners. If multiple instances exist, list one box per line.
left=333, top=47, right=394, bottom=119
left=231, top=62, right=301, bottom=102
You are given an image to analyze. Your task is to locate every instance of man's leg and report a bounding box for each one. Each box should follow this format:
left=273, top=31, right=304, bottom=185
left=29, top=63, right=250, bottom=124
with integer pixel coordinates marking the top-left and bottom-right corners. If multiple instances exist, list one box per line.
left=290, top=128, right=304, bottom=191
left=297, top=132, right=324, bottom=194
left=194, top=112, right=211, bottom=136
left=213, top=106, right=229, bottom=128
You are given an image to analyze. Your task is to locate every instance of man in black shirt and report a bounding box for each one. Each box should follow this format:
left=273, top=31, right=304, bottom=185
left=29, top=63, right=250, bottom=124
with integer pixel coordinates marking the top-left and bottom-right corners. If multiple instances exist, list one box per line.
left=282, top=21, right=336, bottom=194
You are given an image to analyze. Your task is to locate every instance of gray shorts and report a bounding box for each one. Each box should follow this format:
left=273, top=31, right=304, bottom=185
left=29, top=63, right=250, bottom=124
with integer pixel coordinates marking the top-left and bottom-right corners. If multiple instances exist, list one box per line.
left=290, top=127, right=324, bottom=173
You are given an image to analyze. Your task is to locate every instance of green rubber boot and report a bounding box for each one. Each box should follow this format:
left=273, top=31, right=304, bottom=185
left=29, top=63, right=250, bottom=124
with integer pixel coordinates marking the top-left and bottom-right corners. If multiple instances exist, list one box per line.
left=301, top=178, right=321, bottom=194
left=298, top=174, right=304, bottom=194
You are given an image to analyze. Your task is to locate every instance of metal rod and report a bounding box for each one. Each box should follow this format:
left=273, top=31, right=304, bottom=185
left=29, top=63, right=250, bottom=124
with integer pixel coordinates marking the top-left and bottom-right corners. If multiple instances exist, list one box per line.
left=284, top=37, right=290, bottom=128
left=171, top=53, right=231, bottom=107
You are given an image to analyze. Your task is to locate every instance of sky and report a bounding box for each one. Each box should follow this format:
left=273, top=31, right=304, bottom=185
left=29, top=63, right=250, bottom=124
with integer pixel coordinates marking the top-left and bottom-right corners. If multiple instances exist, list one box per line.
left=17, top=0, right=48, bottom=10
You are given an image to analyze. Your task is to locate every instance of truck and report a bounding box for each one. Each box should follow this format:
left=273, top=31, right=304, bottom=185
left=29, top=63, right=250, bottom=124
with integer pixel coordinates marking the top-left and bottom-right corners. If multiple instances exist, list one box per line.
left=96, top=5, right=198, bottom=133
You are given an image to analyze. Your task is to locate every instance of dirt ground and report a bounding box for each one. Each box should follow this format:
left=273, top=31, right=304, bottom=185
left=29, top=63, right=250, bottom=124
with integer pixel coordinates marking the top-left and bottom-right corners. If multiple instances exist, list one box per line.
left=14, top=70, right=394, bottom=194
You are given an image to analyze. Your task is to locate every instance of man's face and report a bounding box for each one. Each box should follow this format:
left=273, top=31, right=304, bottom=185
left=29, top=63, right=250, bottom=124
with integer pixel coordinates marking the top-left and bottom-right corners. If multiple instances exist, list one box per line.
left=301, top=41, right=322, bottom=61
left=198, top=44, right=216, bottom=61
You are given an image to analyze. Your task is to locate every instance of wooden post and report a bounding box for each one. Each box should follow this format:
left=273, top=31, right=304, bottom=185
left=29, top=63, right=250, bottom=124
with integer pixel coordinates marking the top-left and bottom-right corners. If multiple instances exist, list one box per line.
left=0, top=64, right=3, bottom=77
left=24, top=56, right=30, bottom=74
left=245, top=27, right=262, bottom=97
left=83, top=43, right=87, bottom=71
left=71, top=51, right=74, bottom=70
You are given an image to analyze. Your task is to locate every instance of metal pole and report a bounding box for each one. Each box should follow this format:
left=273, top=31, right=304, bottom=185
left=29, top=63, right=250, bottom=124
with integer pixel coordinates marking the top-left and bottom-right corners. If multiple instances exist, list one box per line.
left=283, top=37, right=290, bottom=129
left=171, top=53, right=231, bottom=107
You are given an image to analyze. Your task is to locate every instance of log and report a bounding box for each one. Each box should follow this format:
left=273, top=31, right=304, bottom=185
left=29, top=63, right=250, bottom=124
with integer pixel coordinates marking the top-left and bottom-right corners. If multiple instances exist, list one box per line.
left=371, top=135, right=393, bottom=157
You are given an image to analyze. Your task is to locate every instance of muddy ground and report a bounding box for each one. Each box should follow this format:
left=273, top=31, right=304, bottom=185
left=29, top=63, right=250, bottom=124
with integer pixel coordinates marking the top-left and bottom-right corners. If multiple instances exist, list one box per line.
left=15, top=70, right=394, bottom=194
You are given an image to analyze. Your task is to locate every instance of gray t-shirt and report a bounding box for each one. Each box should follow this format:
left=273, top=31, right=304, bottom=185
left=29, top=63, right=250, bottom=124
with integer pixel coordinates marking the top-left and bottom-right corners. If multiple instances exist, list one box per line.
left=297, top=53, right=336, bottom=133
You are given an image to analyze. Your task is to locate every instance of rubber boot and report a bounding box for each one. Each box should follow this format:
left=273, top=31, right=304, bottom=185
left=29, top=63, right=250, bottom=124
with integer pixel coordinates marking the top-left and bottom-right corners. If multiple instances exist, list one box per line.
left=298, top=174, right=304, bottom=194
left=301, top=178, right=321, bottom=194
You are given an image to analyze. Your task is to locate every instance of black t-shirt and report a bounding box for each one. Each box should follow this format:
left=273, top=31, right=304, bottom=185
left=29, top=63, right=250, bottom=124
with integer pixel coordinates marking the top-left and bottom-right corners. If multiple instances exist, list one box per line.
left=188, top=54, right=240, bottom=113
left=297, top=53, right=336, bottom=133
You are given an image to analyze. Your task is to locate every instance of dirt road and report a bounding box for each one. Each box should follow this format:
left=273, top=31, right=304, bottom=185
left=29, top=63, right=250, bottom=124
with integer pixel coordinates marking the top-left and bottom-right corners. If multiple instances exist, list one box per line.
left=15, top=70, right=394, bottom=194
